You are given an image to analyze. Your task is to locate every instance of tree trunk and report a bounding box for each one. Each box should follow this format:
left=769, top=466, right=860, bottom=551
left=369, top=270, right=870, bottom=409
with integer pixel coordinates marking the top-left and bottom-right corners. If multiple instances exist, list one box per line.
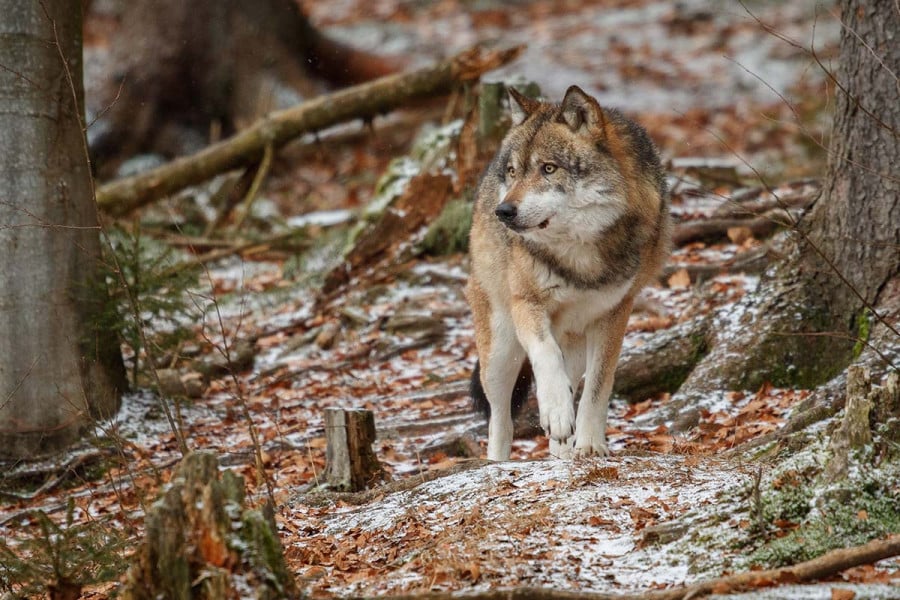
left=802, top=0, right=900, bottom=320
left=0, top=0, right=125, bottom=458
left=666, top=0, right=899, bottom=406
left=87, top=0, right=400, bottom=166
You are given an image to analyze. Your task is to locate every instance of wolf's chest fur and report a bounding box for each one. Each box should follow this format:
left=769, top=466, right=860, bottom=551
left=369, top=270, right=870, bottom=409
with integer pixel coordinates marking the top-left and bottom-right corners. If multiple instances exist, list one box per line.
left=534, top=267, right=635, bottom=337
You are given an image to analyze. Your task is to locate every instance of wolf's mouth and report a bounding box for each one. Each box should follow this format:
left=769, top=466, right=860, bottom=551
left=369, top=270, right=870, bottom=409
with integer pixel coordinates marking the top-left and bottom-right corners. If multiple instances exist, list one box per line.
left=537, top=218, right=550, bottom=229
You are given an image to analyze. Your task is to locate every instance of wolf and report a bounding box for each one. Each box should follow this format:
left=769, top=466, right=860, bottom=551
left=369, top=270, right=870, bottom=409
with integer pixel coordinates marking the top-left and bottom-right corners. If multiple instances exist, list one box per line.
left=466, top=85, right=670, bottom=461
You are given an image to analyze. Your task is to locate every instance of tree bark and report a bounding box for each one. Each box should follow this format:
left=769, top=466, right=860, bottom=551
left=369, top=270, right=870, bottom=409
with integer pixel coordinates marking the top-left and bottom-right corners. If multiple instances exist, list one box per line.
left=668, top=0, right=899, bottom=398
left=324, top=408, right=386, bottom=492
left=0, top=1, right=125, bottom=458
left=801, top=0, right=900, bottom=323
left=87, top=0, right=401, bottom=165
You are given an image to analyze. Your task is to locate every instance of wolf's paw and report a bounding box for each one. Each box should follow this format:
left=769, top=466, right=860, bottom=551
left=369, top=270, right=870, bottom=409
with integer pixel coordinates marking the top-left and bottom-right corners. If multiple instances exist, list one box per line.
left=537, top=380, right=575, bottom=441
left=549, top=438, right=575, bottom=459
left=573, top=433, right=609, bottom=458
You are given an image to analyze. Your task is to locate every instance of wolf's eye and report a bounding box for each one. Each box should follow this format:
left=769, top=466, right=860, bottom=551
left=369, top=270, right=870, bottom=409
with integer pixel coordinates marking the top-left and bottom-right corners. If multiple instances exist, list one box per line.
left=506, top=165, right=516, bottom=178
left=541, top=163, right=558, bottom=175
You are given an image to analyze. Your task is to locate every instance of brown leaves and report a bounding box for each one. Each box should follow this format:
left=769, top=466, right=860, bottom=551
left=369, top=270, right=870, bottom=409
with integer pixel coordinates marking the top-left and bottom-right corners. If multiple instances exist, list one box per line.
left=688, top=385, right=807, bottom=451
left=667, top=268, right=691, bottom=289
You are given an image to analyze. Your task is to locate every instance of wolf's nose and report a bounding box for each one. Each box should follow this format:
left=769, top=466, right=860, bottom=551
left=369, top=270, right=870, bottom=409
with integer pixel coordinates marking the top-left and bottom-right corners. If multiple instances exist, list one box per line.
left=495, top=203, right=517, bottom=222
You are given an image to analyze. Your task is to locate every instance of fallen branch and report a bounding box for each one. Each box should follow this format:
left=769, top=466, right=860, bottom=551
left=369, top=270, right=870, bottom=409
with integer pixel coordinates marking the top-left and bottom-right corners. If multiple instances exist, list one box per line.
left=664, top=534, right=900, bottom=599
left=96, top=45, right=523, bottom=217
left=672, top=208, right=800, bottom=246
left=159, top=229, right=313, bottom=277
left=711, top=181, right=818, bottom=219
left=660, top=244, right=772, bottom=283
left=0, top=449, right=113, bottom=501
left=353, top=535, right=900, bottom=600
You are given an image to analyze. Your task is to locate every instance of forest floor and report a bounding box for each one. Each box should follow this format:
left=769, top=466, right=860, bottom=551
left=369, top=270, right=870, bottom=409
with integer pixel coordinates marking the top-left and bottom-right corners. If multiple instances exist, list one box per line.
left=2, top=1, right=898, bottom=598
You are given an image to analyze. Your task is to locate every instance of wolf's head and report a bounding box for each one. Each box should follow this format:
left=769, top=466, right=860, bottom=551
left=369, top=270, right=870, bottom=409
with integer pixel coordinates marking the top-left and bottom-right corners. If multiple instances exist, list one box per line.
left=492, top=86, right=662, bottom=247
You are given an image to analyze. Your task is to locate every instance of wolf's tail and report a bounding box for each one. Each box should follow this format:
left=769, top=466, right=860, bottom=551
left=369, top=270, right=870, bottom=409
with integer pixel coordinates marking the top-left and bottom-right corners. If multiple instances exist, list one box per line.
left=471, top=359, right=533, bottom=418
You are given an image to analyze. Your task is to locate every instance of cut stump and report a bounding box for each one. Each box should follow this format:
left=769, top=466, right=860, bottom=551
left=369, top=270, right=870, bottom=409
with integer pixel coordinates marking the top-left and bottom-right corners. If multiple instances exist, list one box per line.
left=325, top=408, right=386, bottom=491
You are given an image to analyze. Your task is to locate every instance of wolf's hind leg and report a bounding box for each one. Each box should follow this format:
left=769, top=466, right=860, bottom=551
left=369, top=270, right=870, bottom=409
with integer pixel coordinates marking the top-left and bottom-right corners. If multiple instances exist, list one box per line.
left=482, top=316, right=526, bottom=461
left=575, top=300, right=632, bottom=457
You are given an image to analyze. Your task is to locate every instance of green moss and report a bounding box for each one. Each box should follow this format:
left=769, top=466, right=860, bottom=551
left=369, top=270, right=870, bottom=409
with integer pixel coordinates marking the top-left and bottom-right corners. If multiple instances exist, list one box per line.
left=760, top=474, right=813, bottom=524
left=238, top=510, right=295, bottom=598
left=750, top=484, right=900, bottom=567
left=749, top=464, right=900, bottom=568
left=852, top=309, right=872, bottom=360
left=420, top=198, right=473, bottom=256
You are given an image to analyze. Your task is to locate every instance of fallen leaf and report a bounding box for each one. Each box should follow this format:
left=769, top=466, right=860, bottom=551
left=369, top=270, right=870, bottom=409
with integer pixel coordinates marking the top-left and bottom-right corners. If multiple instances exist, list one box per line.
left=727, top=226, right=753, bottom=245
left=831, top=588, right=856, bottom=600
left=667, top=268, right=691, bottom=289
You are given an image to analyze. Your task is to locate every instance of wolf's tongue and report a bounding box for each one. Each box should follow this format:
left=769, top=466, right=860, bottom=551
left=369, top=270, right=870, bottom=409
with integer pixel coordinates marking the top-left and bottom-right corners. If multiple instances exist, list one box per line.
left=538, top=218, right=550, bottom=229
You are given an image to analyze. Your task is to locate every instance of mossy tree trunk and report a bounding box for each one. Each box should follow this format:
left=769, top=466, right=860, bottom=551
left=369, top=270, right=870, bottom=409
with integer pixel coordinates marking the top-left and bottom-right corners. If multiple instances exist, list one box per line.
left=0, top=0, right=125, bottom=458
left=669, top=0, right=898, bottom=409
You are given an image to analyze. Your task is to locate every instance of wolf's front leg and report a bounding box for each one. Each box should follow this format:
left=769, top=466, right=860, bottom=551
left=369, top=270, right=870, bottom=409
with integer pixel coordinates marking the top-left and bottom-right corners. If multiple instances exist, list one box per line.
left=511, top=300, right=574, bottom=443
left=482, top=315, right=526, bottom=461
left=574, top=300, right=632, bottom=457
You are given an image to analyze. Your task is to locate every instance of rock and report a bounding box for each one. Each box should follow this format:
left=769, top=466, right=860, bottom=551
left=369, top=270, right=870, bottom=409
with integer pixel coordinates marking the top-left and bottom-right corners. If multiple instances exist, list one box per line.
left=155, top=368, right=205, bottom=399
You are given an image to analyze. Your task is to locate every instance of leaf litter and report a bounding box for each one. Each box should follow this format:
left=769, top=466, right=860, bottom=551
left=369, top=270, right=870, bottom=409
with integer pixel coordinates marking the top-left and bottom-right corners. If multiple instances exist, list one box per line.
left=6, top=1, right=897, bottom=597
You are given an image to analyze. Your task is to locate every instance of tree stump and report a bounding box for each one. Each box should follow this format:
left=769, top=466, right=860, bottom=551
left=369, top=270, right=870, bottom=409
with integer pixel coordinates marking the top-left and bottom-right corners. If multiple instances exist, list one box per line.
left=872, top=370, right=899, bottom=463
left=121, top=451, right=297, bottom=600
left=324, top=408, right=385, bottom=492
left=824, top=365, right=874, bottom=483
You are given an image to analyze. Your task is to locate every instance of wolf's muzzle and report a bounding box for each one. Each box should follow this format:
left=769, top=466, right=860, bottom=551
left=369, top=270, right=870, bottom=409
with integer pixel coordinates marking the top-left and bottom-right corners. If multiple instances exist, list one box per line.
left=495, top=202, right=517, bottom=224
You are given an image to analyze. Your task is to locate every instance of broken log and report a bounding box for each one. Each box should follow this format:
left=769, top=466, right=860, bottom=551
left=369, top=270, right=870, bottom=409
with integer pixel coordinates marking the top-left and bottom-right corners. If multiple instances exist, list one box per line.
left=824, top=365, right=874, bottom=481
left=320, top=172, right=454, bottom=297
left=122, top=451, right=297, bottom=600
left=96, top=45, right=523, bottom=217
left=324, top=408, right=386, bottom=491
left=711, top=182, right=818, bottom=219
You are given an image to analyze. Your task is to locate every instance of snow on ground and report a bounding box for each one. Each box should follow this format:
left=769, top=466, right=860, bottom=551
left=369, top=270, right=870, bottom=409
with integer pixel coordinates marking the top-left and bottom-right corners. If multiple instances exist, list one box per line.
left=286, top=454, right=752, bottom=596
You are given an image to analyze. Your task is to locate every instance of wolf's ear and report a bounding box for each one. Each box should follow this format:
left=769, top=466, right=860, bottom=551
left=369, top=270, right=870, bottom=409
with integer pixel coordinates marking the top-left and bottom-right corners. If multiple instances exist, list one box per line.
left=558, top=85, right=606, bottom=134
left=507, top=87, right=540, bottom=126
